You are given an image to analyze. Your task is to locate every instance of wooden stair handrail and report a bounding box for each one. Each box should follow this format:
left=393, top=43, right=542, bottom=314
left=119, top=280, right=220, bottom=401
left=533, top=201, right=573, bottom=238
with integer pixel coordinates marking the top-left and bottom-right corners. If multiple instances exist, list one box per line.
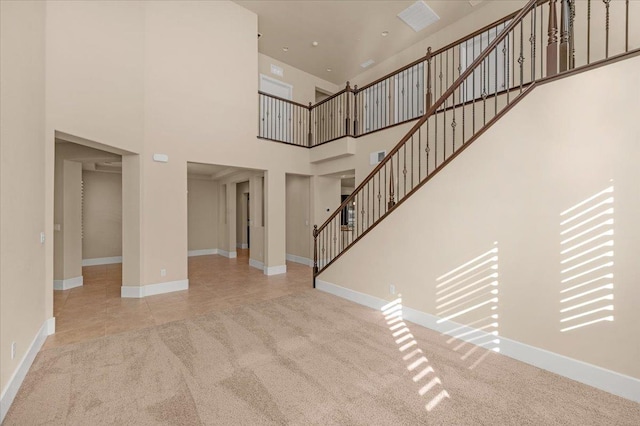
left=316, top=0, right=539, bottom=234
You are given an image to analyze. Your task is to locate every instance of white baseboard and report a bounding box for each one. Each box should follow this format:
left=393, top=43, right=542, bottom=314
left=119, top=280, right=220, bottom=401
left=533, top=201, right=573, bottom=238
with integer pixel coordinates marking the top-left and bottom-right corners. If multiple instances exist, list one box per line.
left=264, top=265, right=287, bottom=276
left=53, top=275, right=83, bottom=291
left=286, top=253, right=313, bottom=267
left=121, top=279, right=188, bottom=298
left=0, top=317, right=55, bottom=423
left=236, top=243, right=249, bottom=249
left=82, top=256, right=122, bottom=266
left=188, top=249, right=218, bottom=257
left=218, top=250, right=237, bottom=259
left=249, top=258, right=264, bottom=271
left=316, top=279, right=640, bottom=403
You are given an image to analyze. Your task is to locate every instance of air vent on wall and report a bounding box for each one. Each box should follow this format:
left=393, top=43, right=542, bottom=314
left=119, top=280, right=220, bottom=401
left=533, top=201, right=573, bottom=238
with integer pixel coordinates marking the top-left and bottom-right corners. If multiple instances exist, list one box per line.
left=398, top=1, right=440, bottom=33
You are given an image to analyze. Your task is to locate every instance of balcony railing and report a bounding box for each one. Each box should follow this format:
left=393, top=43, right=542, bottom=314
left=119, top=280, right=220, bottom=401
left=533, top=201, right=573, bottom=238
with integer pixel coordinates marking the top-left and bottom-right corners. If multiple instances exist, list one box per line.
left=312, top=0, right=640, bottom=277
left=258, top=0, right=638, bottom=150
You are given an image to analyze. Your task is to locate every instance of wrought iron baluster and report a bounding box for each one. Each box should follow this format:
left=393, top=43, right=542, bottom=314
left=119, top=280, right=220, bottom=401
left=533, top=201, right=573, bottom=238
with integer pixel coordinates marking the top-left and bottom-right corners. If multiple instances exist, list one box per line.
left=625, top=0, right=629, bottom=52
left=426, top=119, right=430, bottom=175
left=418, top=127, right=422, bottom=181
left=494, top=25, right=498, bottom=117
left=388, top=156, right=396, bottom=209
left=531, top=9, right=537, bottom=81
left=403, top=144, right=407, bottom=197
left=569, top=0, right=575, bottom=69
left=505, top=29, right=510, bottom=105
left=587, top=0, right=591, bottom=64
left=426, top=48, right=433, bottom=110
left=604, top=0, right=611, bottom=59
left=473, top=40, right=476, bottom=136
left=560, top=0, right=570, bottom=72
left=540, top=3, right=544, bottom=79
left=411, top=134, right=414, bottom=190
left=519, top=22, right=525, bottom=93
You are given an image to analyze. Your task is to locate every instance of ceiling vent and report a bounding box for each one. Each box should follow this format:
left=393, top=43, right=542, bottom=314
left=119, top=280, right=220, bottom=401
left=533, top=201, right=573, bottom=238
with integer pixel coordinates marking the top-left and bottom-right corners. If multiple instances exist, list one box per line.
left=397, top=1, right=440, bottom=33
left=360, top=59, right=375, bottom=69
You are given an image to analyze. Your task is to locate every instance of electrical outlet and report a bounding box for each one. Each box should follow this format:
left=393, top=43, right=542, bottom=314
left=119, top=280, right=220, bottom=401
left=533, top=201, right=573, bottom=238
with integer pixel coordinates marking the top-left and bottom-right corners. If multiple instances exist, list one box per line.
left=160, top=269, right=167, bottom=277
left=40, top=232, right=46, bottom=244
left=389, top=284, right=396, bottom=295
left=11, top=342, right=16, bottom=360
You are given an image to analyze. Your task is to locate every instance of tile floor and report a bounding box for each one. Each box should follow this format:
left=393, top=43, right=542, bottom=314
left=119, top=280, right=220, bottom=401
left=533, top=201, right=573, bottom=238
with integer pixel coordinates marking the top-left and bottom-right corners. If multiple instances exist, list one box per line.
left=46, top=250, right=313, bottom=349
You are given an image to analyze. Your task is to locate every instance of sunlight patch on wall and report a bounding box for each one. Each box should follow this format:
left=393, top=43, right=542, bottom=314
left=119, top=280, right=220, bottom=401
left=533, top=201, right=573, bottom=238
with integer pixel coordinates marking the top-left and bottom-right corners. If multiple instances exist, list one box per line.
left=382, top=296, right=450, bottom=412
left=560, top=185, right=614, bottom=332
left=435, top=243, right=499, bottom=369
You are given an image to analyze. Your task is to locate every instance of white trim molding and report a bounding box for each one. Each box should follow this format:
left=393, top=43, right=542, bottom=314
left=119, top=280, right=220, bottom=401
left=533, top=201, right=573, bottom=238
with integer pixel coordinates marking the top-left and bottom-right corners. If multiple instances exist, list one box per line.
left=53, top=276, right=83, bottom=291
left=121, top=279, right=188, bottom=298
left=264, top=265, right=287, bottom=276
left=249, top=258, right=264, bottom=271
left=236, top=243, right=249, bottom=249
left=316, top=279, right=640, bottom=403
left=1, top=317, right=55, bottom=423
left=188, top=249, right=218, bottom=257
left=82, top=256, right=122, bottom=266
left=218, top=250, right=237, bottom=259
left=286, top=253, right=313, bottom=267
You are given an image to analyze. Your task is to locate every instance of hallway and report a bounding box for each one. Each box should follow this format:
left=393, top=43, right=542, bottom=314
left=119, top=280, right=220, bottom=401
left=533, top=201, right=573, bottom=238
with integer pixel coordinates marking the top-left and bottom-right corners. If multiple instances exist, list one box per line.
left=46, top=250, right=312, bottom=349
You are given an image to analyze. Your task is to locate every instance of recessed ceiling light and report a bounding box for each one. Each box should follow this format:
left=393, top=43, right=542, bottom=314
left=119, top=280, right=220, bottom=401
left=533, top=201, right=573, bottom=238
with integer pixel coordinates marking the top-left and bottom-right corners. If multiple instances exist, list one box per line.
left=312, top=41, right=319, bottom=47
left=360, top=59, right=375, bottom=68
left=282, top=47, right=289, bottom=52
left=381, top=31, right=389, bottom=37
left=326, top=68, right=332, bottom=72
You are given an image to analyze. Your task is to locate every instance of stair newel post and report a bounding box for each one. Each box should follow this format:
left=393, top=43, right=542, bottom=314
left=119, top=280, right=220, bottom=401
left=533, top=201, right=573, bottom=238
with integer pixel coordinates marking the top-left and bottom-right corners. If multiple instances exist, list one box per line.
left=353, top=85, right=359, bottom=136
left=388, top=159, right=396, bottom=209
left=344, top=81, right=351, bottom=136
left=345, top=81, right=351, bottom=136
left=426, top=47, right=433, bottom=110
left=307, top=102, right=313, bottom=147
left=547, top=0, right=559, bottom=77
left=559, top=0, right=570, bottom=72
left=313, top=225, right=318, bottom=285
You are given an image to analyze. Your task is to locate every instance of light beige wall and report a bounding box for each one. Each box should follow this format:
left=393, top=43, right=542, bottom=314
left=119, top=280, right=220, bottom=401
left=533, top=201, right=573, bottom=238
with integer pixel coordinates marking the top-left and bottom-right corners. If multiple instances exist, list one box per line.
left=62, top=161, right=83, bottom=279
left=286, top=175, right=312, bottom=259
left=312, top=175, right=342, bottom=228
left=265, top=170, right=287, bottom=268
left=259, top=53, right=341, bottom=105
left=320, top=56, right=640, bottom=379
left=82, top=171, right=122, bottom=260
left=249, top=174, right=265, bottom=263
left=53, top=158, right=82, bottom=280
left=45, top=0, right=313, bottom=290
left=187, top=178, right=219, bottom=252
left=0, top=0, right=47, bottom=399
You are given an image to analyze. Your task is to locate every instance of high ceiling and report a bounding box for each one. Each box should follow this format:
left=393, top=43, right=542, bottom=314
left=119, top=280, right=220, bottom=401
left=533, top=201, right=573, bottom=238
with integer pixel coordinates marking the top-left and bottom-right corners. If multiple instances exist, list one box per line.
left=235, top=0, right=488, bottom=85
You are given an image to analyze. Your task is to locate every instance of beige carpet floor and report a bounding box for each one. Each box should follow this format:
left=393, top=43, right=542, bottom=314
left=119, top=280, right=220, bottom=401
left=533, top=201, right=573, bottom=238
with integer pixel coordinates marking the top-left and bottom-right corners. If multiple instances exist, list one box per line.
left=4, top=290, right=640, bottom=425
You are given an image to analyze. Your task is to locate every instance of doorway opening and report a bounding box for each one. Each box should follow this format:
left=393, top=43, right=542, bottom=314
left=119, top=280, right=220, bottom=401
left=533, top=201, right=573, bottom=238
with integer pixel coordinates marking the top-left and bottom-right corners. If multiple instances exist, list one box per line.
left=52, top=135, right=129, bottom=342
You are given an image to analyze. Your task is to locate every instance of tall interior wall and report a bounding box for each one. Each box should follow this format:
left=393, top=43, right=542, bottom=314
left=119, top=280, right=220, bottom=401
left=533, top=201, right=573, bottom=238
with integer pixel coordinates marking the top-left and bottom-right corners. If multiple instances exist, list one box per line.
left=319, top=56, right=640, bottom=381
left=0, top=0, right=47, bottom=406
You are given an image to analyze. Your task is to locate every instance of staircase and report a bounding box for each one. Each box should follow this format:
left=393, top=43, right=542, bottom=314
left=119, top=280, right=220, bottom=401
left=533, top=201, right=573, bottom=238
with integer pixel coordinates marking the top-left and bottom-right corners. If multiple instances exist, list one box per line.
left=313, top=0, right=639, bottom=281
